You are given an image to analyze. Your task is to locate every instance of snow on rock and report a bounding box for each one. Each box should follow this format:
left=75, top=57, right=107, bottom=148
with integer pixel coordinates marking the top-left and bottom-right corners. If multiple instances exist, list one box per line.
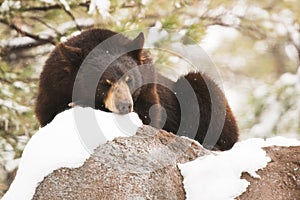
left=178, top=137, right=300, bottom=200
left=2, top=107, right=142, bottom=200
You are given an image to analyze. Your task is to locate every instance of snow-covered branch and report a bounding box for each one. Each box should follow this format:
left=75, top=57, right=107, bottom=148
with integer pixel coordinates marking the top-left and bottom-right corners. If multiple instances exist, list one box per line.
left=0, top=18, right=56, bottom=45
left=0, top=18, right=95, bottom=57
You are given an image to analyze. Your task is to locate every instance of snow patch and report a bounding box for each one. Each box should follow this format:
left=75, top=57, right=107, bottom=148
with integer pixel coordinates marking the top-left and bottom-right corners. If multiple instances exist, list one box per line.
left=0, top=99, right=30, bottom=113
left=278, top=72, right=298, bottom=85
left=2, top=107, right=142, bottom=200
left=178, top=137, right=300, bottom=200
left=40, top=0, right=55, bottom=4
left=145, top=27, right=168, bottom=48
left=265, top=136, right=300, bottom=147
left=88, top=0, right=111, bottom=19
left=0, top=0, right=21, bottom=12
left=200, top=26, right=239, bottom=53
left=59, top=0, right=70, bottom=11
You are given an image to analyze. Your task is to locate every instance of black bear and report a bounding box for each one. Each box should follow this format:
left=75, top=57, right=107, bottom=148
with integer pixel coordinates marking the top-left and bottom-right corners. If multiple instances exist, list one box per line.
left=35, top=29, right=238, bottom=150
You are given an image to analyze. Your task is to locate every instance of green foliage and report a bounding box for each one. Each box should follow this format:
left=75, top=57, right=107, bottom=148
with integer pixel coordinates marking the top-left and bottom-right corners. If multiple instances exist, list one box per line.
left=162, top=15, right=180, bottom=29
left=0, top=60, right=38, bottom=161
left=184, top=24, right=206, bottom=44
left=242, top=71, right=300, bottom=138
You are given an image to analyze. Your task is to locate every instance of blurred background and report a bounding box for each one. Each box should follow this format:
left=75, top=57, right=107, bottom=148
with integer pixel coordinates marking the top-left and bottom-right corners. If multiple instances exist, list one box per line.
left=0, top=0, right=299, bottom=195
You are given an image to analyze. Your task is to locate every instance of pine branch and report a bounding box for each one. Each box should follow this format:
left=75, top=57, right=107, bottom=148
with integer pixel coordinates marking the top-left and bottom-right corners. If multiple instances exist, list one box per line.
left=0, top=18, right=57, bottom=45
left=22, top=4, right=61, bottom=12
left=61, top=7, right=82, bottom=31
left=21, top=2, right=90, bottom=12
left=28, top=16, right=63, bottom=37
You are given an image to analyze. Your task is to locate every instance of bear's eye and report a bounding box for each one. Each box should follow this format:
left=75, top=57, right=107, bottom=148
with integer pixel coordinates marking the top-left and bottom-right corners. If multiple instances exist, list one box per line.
left=100, top=79, right=113, bottom=88
left=106, top=79, right=112, bottom=85
left=104, top=79, right=113, bottom=86
left=125, top=76, right=132, bottom=83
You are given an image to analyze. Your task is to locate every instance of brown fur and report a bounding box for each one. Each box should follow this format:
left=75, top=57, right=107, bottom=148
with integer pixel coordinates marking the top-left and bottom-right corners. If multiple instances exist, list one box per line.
left=174, top=73, right=238, bottom=150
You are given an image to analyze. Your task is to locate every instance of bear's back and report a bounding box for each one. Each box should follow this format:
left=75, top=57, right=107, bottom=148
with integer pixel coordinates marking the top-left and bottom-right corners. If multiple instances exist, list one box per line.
left=47, top=29, right=132, bottom=66
left=61, top=29, right=131, bottom=55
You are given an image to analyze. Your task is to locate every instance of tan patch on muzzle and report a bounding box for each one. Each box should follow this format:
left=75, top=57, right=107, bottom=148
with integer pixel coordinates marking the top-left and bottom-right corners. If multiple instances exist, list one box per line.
left=104, top=81, right=133, bottom=114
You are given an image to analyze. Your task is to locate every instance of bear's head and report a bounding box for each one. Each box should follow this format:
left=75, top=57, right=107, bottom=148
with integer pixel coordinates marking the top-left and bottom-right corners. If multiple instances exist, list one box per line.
left=56, top=30, right=154, bottom=115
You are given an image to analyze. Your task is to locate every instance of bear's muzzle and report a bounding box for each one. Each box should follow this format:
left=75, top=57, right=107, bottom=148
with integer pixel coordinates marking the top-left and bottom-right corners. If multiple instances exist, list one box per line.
left=104, top=80, right=133, bottom=114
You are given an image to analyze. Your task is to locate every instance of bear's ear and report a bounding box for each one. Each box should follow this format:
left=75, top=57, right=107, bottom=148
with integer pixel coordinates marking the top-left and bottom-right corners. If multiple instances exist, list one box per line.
left=58, top=43, right=83, bottom=67
left=130, top=32, right=145, bottom=50
left=127, top=32, right=147, bottom=64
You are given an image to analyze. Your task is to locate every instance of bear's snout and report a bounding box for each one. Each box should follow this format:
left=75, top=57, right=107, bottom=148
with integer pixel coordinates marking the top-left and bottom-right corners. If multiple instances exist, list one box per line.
left=104, top=80, right=134, bottom=114
left=116, top=100, right=133, bottom=114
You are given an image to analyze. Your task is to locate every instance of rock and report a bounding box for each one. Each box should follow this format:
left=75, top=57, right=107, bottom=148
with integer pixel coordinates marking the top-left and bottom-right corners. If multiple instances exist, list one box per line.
left=33, top=125, right=209, bottom=199
left=237, top=146, right=300, bottom=200
left=31, top=125, right=300, bottom=199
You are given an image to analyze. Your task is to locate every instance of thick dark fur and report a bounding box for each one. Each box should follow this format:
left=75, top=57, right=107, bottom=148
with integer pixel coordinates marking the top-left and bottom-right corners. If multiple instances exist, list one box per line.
left=35, top=28, right=238, bottom=150
left=165, top=73, right=238, bottom=150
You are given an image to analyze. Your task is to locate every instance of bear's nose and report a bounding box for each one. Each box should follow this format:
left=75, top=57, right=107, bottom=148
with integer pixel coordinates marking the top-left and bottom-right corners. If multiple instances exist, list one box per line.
left=117, top=101, right=133, bottom=114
